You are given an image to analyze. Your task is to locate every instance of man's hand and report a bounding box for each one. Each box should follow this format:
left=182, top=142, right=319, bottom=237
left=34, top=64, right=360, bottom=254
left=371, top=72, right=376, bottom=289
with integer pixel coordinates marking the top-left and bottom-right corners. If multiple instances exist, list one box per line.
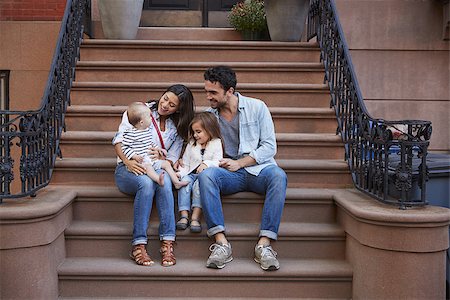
left=124, top=159, right=146, bottom=175
left=219, top=158, right=241, bottom=172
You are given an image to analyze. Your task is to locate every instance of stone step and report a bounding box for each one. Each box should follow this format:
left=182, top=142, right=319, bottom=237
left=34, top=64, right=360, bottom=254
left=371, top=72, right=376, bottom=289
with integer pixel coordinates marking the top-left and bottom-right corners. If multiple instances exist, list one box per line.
left=65, top=221, right=346, bottom=260
left=80, top=40, right=321, bottom=63
left=68, top=185, right=338, bottom=224
left=58, top=257, right=352, bottom=298
left=59, top=131, right=344, bottom=160
left=51, top=158, right=352, bottom=188
left=135, top=27, right=242, bottom=41
left=65, top=105, right=337, bottom=134
left=75, top=61, right=325, bottom=84
left=70, top=82, right=330, bottom=108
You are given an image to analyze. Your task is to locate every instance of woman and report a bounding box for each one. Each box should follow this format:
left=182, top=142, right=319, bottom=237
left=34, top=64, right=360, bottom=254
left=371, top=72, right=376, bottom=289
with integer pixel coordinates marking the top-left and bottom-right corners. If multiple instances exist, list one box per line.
left=113, top=84, right=195, bottom=267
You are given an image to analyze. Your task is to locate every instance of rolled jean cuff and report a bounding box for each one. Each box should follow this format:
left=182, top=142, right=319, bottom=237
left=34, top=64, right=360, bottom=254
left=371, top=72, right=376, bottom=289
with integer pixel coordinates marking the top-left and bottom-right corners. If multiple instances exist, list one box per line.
left=207, top=225, right=225, bottom=238
left=132, top=238, right=147, bottom=246
left=160, top=235, right=176, bottom=241
left=259, top=230, right=278, bottom=240
left=178, top=206, right=190, bottom=212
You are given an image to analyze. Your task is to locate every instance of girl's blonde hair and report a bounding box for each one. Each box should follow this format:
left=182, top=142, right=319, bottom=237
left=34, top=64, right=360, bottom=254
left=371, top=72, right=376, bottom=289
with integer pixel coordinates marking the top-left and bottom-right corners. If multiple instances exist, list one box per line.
left=189, top=112, right=222, bottom=145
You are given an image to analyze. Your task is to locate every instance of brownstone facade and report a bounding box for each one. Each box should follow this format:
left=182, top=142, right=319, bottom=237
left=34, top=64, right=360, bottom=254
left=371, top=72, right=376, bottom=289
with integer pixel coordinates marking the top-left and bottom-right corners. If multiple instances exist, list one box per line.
left=0, top=0, right=66, bottom=21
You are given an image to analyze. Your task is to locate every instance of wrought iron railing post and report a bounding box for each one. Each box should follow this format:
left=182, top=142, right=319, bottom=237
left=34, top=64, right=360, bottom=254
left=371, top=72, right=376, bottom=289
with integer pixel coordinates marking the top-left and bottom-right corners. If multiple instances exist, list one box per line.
left=307, top=0, right=432, bottom=207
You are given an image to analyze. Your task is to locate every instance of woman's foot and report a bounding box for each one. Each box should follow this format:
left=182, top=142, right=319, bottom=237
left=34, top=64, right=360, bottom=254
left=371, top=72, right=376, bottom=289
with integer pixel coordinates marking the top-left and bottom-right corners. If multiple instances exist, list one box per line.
left=173, top=180, right=189, bottom=190
left=190, top=219, right=202, bottom=233
left=130, top=244, right=154, bottom=266
left=176, top=215, right=189, bottom=230
left=160, top=240, right=176, bottom=267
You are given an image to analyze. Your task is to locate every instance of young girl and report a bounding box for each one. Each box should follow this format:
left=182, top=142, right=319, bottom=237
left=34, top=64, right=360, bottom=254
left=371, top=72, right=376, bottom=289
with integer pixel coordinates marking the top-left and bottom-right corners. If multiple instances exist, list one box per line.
left=176, top=112, right=223, bottom=233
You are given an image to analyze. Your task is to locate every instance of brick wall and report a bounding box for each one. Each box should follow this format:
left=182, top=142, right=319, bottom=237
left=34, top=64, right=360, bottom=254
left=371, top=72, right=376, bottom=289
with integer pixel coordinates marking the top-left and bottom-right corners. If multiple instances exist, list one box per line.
left=0, top=0, right=66, bottom=21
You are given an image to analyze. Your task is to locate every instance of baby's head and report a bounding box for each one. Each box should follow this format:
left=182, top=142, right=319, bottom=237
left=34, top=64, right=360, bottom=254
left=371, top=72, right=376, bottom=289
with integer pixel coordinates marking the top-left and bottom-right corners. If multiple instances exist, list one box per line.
left=127, top=102, right=151, bottom=129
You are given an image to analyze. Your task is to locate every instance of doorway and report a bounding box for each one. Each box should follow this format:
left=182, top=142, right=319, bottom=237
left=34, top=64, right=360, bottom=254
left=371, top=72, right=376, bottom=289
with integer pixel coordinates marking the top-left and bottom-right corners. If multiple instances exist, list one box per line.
left=142, top=0, right=240, bottom=27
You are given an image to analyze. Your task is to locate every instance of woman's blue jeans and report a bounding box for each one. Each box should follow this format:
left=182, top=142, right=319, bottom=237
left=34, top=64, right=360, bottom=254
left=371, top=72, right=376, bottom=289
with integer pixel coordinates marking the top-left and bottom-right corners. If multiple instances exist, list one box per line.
left=114, top=163, right=176, bottom=245
left=198, top=164, right=287, bottom=240
left=177, top=173, right=201, bottom=212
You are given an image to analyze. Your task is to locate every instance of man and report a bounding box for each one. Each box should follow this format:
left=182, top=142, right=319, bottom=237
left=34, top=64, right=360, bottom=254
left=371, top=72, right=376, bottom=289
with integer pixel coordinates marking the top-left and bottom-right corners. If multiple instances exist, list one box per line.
left=198, top=66, right=287, bottom=271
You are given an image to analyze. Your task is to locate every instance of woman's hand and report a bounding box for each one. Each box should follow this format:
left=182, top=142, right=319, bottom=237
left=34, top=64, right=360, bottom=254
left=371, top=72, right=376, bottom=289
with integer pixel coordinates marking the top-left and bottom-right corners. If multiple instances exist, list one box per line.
left=124, top=159, right=146, bottom=175
left=148, top=147, right=167, bottom=160
left=132, top=154, right=144, bottom=164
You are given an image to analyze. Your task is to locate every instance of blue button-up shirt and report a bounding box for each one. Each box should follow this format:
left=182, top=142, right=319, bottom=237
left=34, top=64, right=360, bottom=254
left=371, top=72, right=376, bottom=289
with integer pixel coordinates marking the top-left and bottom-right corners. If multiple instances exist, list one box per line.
left=207, top=92, right=277, bottom=176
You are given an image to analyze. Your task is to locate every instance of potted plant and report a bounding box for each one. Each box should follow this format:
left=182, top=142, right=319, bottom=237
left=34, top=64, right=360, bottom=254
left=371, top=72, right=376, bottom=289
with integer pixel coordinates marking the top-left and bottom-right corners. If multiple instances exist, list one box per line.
left=98, top=0, right=144, bottom=39
left=228, top=0, right=269, bottom=40
left=265, top=0, right=310, bottom=42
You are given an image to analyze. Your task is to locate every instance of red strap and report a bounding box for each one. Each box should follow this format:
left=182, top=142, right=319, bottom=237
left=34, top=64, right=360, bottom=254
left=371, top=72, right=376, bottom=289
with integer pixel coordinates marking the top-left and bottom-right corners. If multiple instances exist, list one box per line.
left=150, top=113, right=165, bottom=150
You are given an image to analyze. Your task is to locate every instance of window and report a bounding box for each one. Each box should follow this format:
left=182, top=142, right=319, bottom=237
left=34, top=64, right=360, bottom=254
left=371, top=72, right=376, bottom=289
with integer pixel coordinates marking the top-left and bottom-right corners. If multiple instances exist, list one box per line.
left=0, top=70, right=10, bottom=111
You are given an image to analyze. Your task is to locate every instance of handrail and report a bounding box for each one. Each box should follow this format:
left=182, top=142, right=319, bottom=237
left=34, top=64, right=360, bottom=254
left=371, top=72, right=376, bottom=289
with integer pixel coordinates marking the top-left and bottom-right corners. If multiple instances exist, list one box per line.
left=307, top=0, right=432, bottom=208
left=0, top=0, right=90, bottom=202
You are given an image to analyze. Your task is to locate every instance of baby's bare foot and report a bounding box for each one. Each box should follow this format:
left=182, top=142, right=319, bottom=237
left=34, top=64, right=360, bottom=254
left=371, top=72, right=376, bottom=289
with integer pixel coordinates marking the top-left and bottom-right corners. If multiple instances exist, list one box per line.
left=173, top=181, right=189, bottom=190
left=158, top=172, right=165, bottom=186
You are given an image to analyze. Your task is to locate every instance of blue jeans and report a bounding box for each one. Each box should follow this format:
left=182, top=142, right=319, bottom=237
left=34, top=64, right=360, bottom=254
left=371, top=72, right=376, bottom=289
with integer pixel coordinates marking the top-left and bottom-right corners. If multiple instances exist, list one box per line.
left=114, top=163, right=176, bottom=245
left=177, top=173, right=201, bottom=212
left=198, top=164, right=287, bottom=240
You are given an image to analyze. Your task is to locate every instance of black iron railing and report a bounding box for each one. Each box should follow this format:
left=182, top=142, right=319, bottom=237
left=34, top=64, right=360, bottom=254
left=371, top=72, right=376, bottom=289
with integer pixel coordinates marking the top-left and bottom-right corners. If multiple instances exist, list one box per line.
left=307, top=0, right=432, bottom=208
left=0, top=0, right=90, bottom=202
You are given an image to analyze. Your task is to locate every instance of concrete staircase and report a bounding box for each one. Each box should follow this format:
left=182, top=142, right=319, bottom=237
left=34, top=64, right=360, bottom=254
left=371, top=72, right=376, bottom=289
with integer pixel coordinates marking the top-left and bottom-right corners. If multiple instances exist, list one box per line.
left=56, top=28, right=354, bottom=298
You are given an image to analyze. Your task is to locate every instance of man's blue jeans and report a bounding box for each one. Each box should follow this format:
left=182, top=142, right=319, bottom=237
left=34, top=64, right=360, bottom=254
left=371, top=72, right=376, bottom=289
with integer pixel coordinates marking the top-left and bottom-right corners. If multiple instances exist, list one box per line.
left=198, top=164, right=287, bottom=240
left=114, top=163, right=176, bottom=245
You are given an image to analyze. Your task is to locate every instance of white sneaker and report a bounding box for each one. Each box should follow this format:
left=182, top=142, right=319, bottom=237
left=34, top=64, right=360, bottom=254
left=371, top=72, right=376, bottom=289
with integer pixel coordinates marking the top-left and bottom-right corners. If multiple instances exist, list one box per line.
left=206, top=243, right=233, bottom=269
left=254, top=244, right=280, bottom=271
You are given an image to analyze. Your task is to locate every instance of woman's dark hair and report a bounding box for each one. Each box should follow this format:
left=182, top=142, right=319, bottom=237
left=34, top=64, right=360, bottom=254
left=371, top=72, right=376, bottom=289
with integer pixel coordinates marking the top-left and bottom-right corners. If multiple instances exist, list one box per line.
left=204, top=65, right=237, bottom=92
left=189, top=112, right=223, bottom=146
left=148, top=84, right=195, bottom=141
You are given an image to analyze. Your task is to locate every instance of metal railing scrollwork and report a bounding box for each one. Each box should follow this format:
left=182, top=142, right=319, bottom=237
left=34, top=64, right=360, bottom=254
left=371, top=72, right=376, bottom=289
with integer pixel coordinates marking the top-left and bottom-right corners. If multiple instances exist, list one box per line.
left=0, top=0, right=90, bottom=202
left=307, top=0, right=432, bottom=208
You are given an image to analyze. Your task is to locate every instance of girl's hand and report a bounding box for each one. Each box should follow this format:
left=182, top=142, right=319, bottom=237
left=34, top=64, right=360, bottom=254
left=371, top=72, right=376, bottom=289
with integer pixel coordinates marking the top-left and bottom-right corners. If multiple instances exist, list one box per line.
left=149, top=147, right=167, bottom=160
left=124, top=159, right=146, bottom=175
left=173, top=159, right=184, bottom=171
left=196, top=163, right=208, bottom=173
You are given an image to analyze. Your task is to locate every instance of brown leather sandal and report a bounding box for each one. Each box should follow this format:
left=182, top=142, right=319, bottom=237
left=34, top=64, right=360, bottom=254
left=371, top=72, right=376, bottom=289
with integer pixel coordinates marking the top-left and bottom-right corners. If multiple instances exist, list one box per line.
left=160, top=240, right=176, bottom=267
left=130, top=244, right=154, bottom=266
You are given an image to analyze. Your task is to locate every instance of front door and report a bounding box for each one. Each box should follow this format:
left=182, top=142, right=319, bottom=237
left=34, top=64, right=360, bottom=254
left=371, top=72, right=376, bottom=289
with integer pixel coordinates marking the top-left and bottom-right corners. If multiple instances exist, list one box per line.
left=142, top=0, right=240, bottom=27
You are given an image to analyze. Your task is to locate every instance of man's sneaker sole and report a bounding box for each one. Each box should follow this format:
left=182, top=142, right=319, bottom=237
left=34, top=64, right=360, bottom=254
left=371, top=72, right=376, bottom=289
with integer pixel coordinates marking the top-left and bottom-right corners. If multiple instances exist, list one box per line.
left=206, top=256, right=233, bottom=269
left=254, top=257, right=280, bottom=271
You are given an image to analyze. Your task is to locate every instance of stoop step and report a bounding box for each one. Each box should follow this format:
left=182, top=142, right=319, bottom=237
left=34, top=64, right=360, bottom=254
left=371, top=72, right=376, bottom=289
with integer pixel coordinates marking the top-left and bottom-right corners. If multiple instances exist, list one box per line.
left=75, top=61, right=325, bottom=84
left=59, top=131, right=344, bottom=160
left=70, top=81, right=330, bottom=108
left=51, top=158, right=352, bottom=188
left=80, top=40, right=321, bottom=63
left=64, top=105, right=337, bottom=134
left=58, top=257, right=352, bottom=299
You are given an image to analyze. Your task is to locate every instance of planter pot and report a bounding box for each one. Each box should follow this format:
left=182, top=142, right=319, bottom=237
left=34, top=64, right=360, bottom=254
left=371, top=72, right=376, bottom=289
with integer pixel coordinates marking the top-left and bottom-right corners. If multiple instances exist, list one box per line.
left=98, top=0, right=144, bottom=39
left=265, top=0, right=310, bottom=42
